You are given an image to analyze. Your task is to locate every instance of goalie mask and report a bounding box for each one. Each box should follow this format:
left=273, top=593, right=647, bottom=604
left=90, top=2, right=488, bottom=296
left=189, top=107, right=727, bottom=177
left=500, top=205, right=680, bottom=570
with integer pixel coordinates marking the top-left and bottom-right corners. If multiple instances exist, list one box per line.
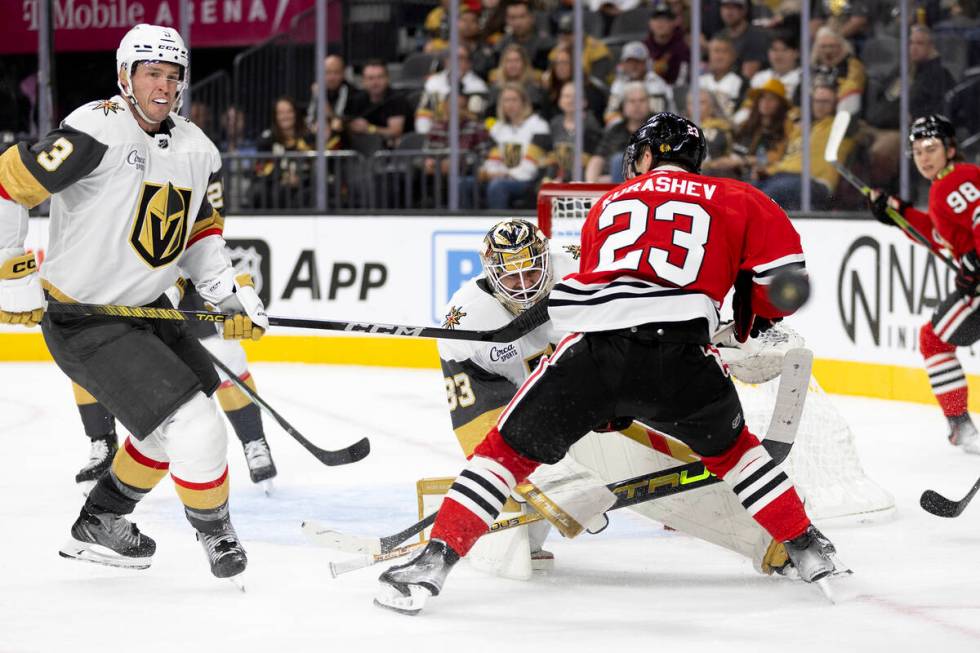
left=480, top=219, right=553, bottom=314
left=116, top=23, right=189, bottom=124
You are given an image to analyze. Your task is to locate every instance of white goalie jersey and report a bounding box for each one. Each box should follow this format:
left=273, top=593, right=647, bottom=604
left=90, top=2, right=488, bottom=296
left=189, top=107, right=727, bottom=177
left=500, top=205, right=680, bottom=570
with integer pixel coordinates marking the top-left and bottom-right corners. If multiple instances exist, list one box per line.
left=0, top=95, right=231, bottom=306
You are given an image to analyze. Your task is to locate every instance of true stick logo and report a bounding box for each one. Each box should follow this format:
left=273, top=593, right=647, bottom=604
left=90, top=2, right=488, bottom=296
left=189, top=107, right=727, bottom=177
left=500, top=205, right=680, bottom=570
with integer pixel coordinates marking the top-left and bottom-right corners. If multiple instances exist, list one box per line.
left=613, top=466, right=714, bottom=501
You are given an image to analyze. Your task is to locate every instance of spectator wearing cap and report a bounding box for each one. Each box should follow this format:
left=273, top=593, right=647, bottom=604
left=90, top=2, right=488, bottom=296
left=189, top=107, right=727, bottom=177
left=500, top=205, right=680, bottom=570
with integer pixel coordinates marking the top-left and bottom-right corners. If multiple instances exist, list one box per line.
left=864, top=25, right=956, bottom=190
left=699, top=34, right=747, bottom=122
left=811, top=26, right=865, bottom=116
left=717, top=0, right=771, bottom=79
left=604, top=40, right=673, bottom=126
left=587, top=82, right=651, bottom=183
left=733, top=29, right=801, bottom=125
left=713, top=78, right=793, bottom=180
left=541, top=43, right=608, bottom=124
left=644, top=2, right=690, bottom=85
left=495, top=0, right=554, bottom=71
left=415, top=47, right=490, bottom=135
left=424, top=7, right=496, bottom=80
left=548, top=13, right=615, bottom=85
left=757, top=78, right=855, bottom=210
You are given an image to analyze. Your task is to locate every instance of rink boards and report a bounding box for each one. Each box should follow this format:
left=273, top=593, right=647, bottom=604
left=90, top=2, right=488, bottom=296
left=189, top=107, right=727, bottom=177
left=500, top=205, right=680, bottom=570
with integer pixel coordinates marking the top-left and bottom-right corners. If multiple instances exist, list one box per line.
left=1, top=215, right=975, bottom=408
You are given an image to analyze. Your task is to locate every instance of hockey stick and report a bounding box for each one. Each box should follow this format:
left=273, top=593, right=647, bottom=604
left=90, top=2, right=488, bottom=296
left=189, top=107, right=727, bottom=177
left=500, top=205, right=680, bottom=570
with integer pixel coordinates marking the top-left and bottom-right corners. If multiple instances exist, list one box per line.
left=823, top=111, right=956, bottom=272
left=207, top=353, right=371, bottom=467
left=45, top=299, right=549, bottom=344
left=920, top=476, right=980, bottom=517
left=305, top=348, right=812, bottom=566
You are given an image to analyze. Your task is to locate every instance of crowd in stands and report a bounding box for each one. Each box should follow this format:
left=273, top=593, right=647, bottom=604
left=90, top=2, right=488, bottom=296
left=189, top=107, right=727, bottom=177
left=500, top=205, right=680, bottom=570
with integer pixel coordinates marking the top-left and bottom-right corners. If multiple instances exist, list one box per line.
left=6, top=0, right=980, bottom=212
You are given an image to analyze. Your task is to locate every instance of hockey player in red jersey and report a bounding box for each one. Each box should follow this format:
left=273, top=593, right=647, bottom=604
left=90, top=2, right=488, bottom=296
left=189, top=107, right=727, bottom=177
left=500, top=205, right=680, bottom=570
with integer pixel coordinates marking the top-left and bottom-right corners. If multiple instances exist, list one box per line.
left=869, top=115, right=980, bottom=454
left=375, top=112, right=839, bottom=615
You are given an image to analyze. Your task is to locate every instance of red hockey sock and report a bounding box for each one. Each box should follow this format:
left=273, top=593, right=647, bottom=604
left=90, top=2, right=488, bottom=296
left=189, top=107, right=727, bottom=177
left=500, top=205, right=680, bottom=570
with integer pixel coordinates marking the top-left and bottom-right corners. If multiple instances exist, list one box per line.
left=430, top=427, right=540, bottom=557
left=920, top=323, right=967, bottom=417
left=700, top=427, right=810, bottom=542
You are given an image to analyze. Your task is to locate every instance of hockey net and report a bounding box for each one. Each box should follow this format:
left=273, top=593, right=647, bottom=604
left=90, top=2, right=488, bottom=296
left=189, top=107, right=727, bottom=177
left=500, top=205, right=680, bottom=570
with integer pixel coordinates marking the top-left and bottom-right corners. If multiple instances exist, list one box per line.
left=537, top=182, right=895, bottom=524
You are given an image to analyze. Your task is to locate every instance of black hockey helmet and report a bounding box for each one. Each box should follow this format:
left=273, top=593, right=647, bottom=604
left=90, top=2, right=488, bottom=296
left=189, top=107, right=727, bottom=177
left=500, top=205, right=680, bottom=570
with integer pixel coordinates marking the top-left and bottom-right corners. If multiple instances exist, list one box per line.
left=909, top=114, right=956, bottom=149
left=622, top=112, right=707, bottom=179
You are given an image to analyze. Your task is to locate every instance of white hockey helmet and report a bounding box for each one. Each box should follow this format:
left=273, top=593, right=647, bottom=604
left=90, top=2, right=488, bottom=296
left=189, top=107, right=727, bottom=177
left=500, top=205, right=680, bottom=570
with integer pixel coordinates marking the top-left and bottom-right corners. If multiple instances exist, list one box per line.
left=116, top=23, right=189, bottom=121
left=480, top=219, right=553, bottom=314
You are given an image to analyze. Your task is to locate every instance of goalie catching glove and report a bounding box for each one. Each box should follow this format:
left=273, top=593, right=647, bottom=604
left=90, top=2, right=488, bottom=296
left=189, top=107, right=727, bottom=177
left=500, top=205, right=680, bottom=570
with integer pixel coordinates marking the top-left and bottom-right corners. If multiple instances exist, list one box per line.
left=0, top=250, right=45, bottom=327
left=197, top=270, right=268, bottom=341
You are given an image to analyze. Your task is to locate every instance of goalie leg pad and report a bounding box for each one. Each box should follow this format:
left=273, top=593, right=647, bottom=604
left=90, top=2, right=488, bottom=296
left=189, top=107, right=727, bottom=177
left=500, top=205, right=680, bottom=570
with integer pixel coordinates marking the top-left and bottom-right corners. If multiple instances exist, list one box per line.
left=521, top=456, right=616, bottom=537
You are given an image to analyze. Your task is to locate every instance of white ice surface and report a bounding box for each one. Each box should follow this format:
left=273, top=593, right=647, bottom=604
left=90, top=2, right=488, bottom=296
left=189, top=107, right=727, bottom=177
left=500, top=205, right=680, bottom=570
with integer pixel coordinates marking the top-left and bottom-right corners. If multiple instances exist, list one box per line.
left=1, top=362, right=980, bottom=652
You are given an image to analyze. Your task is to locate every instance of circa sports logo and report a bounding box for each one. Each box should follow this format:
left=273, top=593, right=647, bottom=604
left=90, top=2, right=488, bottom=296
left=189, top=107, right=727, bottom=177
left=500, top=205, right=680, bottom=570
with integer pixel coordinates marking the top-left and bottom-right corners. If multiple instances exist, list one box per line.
left=489, top=343, right=519, bottom=363
left=837, top=235, right=954, bottom=347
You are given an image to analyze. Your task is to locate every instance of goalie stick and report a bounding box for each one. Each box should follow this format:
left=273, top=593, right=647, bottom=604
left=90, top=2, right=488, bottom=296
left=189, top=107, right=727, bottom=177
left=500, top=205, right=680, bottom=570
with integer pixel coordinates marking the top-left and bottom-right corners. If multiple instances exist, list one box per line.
left=823, top=111, right=956, bottom=272
left=45, top=299, right=550, bottom=344
left=207, top=353, right=371, bottom=467
left=920, top=475, right=980, bottom=518
left=305, top=348, right=813, bottom=572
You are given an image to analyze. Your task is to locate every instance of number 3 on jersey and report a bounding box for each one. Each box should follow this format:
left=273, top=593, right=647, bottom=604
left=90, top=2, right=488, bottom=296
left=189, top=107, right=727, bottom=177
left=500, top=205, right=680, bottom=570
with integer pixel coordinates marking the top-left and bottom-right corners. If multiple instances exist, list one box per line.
left=595, top=198, right=709, bottom=286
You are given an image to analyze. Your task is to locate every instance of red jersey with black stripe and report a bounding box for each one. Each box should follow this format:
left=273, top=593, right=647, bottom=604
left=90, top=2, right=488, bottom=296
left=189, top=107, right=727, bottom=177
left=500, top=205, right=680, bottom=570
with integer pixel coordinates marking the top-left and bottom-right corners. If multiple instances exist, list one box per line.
left=548, top=166, right=805, bottom=334
left=903, top=163, right=980, bottom=259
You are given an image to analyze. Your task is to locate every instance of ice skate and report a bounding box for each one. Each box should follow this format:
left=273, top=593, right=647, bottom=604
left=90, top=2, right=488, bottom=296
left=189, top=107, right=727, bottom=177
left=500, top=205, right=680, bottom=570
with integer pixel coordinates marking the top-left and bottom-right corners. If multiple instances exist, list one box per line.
left=59, top=508, right=155, bottom=570
left=242, top=437, right=277, bottom=492
left=375, top=539, right=459, bottom=615
left=784, top=525, right=849, bottom=601
left=197, top=521, right=248, bottom=581
left=947, top=415, right=980, bottom=455
left=530, top=547, right=555, bottom=572
left=75, top=433, right=118, bottom=486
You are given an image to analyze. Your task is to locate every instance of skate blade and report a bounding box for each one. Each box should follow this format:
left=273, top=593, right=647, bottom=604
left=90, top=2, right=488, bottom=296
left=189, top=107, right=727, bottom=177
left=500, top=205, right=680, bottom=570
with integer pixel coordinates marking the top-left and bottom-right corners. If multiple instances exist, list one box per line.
left=810, top=565, right=853, bottom=604
left=59, top=538, right=152, bottom=570
left=373, top=582, right=431, bottom=616
left=260, top=479, right=275, bottom=497
left=226, top=573, right=247, bottom=592
left=531, top=555, right=555, bottom=573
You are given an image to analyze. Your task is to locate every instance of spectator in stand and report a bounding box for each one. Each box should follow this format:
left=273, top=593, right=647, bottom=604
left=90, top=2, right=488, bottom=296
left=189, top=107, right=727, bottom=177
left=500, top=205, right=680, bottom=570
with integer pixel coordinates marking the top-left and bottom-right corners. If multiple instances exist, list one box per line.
left=711, top=78, right=792, bottom=180
left=425, top=6, right=496, bottom=80
left=415, top=47, right=489, bottom=135
left=541, top=43, right=608, bottom=124
left=734, top=29, right=801, bottom=125
left=810, top=0, right=869, bottom=44
left=604, top=41, right=674, bottom=126
left=865, top=25, right=956, bottom=190
left=586, top=81, right=650, bottom=183
left=757, top=78, right=855, bottom=210
left=547, top=81, right=603, bottom=182
left=349, top=60, right=413, bottom=148
left=253, top=96, right=313, bottom=209
left=548, top=13, right=615, bottom=85
left=717, top=0, right=771, bottom=79
left=488, top=44, right=545, bottom=115
left=645, top=2, right=691, bottom=85
left=495, top=0, right=555, bottom=71
left=189, top=101, right=216, bottom=141
left=691, top=89, right=738, bottom=178
left=464, top=82, right=551, bottom=209
left=424, top=0, right=484, bottom=49
left=422, top=84, right=490, bottom=192
left=217, top=106, right=255, bottom=155
left=306, top=54, right=367, bottom=148
left=479, top=0, right=508, bottom=47
left=699, top=34, right=747, bottom=122
left=589, top=0, right=645, bottom=36
left=811, top=26, right=865, bottom=116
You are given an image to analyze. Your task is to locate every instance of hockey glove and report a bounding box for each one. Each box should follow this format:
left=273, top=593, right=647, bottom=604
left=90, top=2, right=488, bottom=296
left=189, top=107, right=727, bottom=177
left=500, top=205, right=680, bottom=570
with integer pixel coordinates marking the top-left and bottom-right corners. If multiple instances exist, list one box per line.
left=956, top=250, right=980, bottom=296
left=198, top=271, right=268, bottom=340
left=868, top=190, right=910, bottom=227
left=0, top=251, right=45, bottom=327
left=732, top=270, right=755, bottom=343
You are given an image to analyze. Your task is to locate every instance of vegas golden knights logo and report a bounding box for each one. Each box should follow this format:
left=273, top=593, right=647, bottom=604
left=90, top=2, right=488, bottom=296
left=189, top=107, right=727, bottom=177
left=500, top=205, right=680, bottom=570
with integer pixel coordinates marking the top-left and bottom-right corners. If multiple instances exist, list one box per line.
left=502, top=143, right=522, bottom=168
left=130, top=182, right=193, bottom=268
left=555, top=142, right=573, bottom=175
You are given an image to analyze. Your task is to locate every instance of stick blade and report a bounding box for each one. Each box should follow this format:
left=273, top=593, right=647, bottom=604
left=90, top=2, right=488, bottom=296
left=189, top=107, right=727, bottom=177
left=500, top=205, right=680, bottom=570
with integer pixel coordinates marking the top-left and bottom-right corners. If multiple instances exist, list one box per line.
left=920, top=490, right=960, bottom=517
left=301, top=520, right=383, bottom=555
left=318, top=436, right=371, bottom=466
left=824, top=111, right=851, bottom=163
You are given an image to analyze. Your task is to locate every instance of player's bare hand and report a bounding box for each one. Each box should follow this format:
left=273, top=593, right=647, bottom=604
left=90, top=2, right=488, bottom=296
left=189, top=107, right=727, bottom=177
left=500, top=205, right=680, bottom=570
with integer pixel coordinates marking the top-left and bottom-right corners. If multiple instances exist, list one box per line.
left=0, top=251, right=45, bottom=327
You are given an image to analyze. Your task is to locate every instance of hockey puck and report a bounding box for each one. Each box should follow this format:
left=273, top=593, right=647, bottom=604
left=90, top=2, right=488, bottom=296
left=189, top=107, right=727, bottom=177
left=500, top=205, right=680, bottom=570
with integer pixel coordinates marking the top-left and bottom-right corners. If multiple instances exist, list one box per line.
left=768, top=269, right=810, bottom=312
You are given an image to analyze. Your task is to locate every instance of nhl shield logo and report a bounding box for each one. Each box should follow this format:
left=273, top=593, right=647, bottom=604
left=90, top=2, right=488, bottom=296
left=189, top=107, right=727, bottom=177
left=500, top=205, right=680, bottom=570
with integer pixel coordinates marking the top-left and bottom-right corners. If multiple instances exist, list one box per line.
left=129, top=181, right=193, bottom=268
left=225, top=239, right=272, bottom=306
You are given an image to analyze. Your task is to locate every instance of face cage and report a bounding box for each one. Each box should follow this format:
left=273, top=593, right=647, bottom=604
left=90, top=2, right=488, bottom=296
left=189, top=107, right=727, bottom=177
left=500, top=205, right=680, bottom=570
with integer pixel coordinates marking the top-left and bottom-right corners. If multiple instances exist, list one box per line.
left=485, top=249, right=553, bottom=312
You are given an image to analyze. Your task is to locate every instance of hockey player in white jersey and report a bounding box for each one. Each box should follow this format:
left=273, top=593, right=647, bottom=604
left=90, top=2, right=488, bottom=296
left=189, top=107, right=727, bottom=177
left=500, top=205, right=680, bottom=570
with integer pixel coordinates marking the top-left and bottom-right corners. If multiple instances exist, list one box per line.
left=428, top=219, right=798, bottom=585
left=0, top=24, right=266, bottom=581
